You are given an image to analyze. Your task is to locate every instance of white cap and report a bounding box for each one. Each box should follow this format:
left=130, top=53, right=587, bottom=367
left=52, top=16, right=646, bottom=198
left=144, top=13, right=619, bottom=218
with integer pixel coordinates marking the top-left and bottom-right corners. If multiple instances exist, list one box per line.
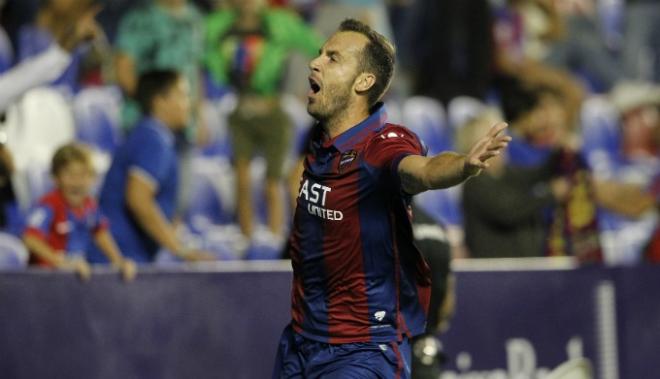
left=610, top=81, right=660, bottom=114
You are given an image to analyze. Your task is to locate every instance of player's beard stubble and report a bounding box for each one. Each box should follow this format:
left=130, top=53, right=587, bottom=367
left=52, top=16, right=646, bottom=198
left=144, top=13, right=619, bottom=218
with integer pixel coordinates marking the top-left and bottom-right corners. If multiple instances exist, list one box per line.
left=307, top=77, right=355, bottom=123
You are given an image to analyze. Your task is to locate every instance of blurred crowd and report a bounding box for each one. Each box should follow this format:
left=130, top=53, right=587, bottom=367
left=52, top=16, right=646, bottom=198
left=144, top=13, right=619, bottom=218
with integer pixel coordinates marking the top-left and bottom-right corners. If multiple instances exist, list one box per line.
left=0, top=0, right=658, bottom=276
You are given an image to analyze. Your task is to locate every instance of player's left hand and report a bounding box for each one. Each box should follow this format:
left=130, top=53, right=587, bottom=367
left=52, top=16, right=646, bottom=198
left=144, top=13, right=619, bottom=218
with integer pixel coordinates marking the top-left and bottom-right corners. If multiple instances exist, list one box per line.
left=464, top=121, right=511, bottom=177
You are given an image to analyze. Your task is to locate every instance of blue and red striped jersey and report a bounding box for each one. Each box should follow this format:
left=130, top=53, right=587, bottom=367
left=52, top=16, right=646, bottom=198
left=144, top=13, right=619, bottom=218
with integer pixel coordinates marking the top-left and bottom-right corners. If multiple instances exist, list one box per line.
left=288, top=104, right=432, bottom=344
left=24, top=189, right=108, bottom=267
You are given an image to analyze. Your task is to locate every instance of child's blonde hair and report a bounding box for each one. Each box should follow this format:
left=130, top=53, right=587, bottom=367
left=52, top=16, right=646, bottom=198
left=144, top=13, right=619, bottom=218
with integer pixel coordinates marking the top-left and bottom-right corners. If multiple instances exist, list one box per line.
left=50, top=143, right=94, bottom=176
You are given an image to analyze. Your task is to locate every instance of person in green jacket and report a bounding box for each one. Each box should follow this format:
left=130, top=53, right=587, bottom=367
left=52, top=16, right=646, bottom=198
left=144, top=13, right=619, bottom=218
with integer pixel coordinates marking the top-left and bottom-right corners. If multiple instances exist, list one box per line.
left=205, top=0, right=322, bottom=239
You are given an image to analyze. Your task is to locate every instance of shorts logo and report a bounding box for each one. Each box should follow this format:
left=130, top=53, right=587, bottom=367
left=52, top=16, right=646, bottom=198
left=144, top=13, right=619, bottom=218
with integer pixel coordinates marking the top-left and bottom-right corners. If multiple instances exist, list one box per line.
left=338, top=150, right=357, bottom=173
left=374, top=310, right=386, bottom=322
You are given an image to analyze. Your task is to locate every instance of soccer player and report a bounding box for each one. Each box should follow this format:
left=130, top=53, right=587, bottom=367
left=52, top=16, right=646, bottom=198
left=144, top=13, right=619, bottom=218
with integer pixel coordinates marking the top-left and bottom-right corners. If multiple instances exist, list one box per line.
left=273, top=19, right=510, bottom=378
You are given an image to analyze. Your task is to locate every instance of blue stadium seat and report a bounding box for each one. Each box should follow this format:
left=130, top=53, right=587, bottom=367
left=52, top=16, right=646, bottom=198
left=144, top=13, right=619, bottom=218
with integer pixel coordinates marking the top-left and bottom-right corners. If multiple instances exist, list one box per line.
left=580, top=96, right=620, bottom=176
left=413, top=185, right=464, bottom=229
left=73, top=86, right=123, bottom=153
left=0, top=27, right=12, bottom=74
left=0, top=232, right=29, bottom=269
left=198, top=95, right=236, bottom=158
left=447, top=96, right=486, bottom=130
left=402, top=96, right=451, bottom=155
left=244, top=227, right=285, bottom=261
left=185, top=156, right=235, bottom=232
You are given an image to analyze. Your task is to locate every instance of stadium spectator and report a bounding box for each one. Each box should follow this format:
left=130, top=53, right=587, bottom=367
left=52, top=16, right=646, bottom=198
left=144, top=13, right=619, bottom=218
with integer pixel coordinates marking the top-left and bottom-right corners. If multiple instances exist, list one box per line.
left=644, top=172, right=660, bottom=262
left=114, top=0, right=206, bottom=217
left=114, top=0, right=204, bottom=129
left=0, top=3, right=101, bottom=111
left=401, top=0, right=495, bottom=104
left=543, top=0, right=623, bottom=92
left=493, top=0, right=585, bottom=125
left=499, top=79, right=604, bottom=262
left=22, top=143, right=136, bottom=281
left=592, top=83, right=659, bottom=264
left=459, top=109, right=571, bottom=258
left=0, top=4, right=99, bottom=234
left=204, top=0, right=321, bottom=238
left=16, top=0, right=105, bottom=94
left=93, top=70, right=212, bottom=264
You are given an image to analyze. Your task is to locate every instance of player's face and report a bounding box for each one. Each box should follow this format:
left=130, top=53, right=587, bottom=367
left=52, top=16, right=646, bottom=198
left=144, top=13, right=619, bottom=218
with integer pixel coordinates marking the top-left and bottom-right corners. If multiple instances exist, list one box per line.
left=55, top=161, right=95, bottom=208
left=307, top=32, right=368, bottom=121
left=158, top=77, right=191, bottom=130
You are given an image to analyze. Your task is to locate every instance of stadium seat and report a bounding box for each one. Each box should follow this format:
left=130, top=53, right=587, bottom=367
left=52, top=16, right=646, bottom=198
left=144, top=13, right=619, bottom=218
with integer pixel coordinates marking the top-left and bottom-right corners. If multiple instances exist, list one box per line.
left=72, top=86, right=122, bottom=153
left=185, top=155, right=235, bottom=232
left=0, top=232, right=29, bottom=269
left=580, top=96, right=620, bottom=178
left=3, top=87, right=75, bottom=210
left=244, top=226, right=285, bottom=261
left=384, top=99, right=403, bottom=125
left=447, top=96, right=485, bottom=130
left=0, top=27, right=12, bottom=74
left=402, top=96, right=451, bottom=155
left=199, top=94, right=236, bottom=158
left=597, top=0, right=623, bottom=47
left=413, top=185, right=464, bottom=229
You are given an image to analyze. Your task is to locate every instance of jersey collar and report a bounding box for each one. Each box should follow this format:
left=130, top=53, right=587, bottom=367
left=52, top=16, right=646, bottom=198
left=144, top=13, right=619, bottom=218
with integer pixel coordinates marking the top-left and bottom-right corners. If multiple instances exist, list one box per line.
left=320, top=102, right=388, bottom=153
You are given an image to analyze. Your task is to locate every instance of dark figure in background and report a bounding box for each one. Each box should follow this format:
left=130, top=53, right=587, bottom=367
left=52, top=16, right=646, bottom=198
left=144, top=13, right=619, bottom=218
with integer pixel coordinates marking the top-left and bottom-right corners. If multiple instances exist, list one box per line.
left=402, top=0, right=494, bottom=103
left=410, top=204, right=453, bottom=379
left=459, top=109, right=571, bottom=259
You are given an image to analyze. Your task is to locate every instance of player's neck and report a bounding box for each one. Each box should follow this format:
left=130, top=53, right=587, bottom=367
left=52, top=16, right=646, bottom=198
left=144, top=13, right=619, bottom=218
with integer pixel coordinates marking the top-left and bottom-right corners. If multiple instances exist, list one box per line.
left=323, top=104, right=370, bottom=140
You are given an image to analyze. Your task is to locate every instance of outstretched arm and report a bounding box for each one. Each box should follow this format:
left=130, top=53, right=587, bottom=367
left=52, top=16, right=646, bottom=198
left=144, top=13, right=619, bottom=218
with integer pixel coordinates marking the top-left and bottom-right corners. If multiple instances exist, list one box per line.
left=398, top=122, right=510, bottom=195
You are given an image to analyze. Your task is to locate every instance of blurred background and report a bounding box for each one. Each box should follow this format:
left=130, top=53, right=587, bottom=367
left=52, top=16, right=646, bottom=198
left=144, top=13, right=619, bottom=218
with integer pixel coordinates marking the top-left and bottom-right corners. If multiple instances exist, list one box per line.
left=0, top=0, right=658, bottom=378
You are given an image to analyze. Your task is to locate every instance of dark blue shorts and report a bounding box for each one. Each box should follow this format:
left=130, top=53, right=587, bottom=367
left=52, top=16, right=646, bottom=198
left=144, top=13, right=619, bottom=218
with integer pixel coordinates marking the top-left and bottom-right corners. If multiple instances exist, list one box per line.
left=272, top=324, right=411, bottom=379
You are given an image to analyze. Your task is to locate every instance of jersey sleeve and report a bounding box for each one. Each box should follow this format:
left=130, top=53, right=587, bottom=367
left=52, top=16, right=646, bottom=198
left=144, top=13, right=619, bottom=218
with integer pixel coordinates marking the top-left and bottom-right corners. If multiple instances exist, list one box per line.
left=364, top=125, right=427, bottom=179
left=23, top=204, right=54, bottom=240
left=128, top=128, right=170, bottom=190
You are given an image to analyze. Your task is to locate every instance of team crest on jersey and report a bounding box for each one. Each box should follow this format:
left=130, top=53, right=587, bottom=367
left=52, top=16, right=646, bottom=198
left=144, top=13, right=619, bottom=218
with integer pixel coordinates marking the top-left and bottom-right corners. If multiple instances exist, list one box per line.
left=338, top=150, right=357, bottom=172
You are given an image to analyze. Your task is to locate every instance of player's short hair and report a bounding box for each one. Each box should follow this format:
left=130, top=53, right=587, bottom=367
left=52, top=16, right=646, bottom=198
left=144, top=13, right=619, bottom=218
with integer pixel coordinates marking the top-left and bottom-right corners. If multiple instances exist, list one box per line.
left=338, top=19, right=395, bottom=107
left=51, top=143, right=93, bottom=176
left=135, top=70, right=182, bottom=115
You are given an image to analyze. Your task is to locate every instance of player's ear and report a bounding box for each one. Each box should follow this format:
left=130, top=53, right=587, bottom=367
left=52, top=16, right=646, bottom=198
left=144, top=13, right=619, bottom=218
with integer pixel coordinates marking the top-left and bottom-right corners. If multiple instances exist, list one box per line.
left=354, top=72, right=376, bottom=93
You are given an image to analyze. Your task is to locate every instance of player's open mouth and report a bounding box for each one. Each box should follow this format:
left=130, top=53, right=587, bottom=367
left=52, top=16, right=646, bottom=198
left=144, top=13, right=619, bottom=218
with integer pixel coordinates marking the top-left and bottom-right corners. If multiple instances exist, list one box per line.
left=308, top=77, right=322, bottom=97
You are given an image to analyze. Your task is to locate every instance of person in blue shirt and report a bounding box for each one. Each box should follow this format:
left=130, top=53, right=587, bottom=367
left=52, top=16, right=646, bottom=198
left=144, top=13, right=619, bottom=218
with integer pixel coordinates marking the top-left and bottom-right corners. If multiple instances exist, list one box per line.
left=93, top=70, right=211, bottom=263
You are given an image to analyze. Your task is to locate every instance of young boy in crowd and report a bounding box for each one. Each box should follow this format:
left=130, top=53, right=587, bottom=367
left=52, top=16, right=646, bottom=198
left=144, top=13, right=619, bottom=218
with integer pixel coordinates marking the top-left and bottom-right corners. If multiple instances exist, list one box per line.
left=23, top=143, right=136, bottom=281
